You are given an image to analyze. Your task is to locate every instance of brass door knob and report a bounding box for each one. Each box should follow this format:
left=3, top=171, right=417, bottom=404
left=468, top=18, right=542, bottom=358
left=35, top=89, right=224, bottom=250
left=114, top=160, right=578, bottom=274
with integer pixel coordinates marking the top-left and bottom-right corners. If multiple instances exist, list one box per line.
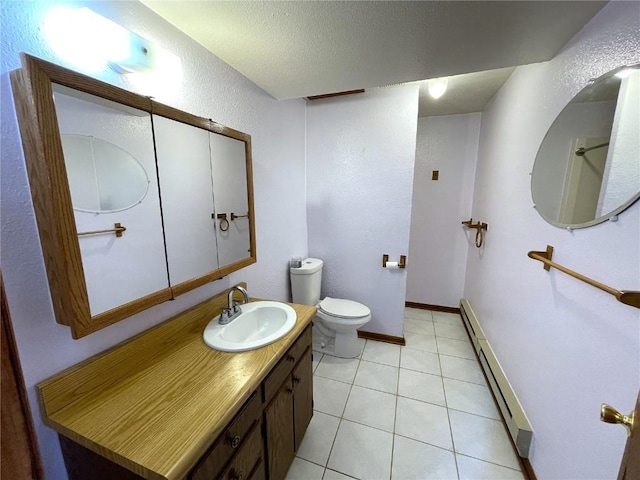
left=601, top=403, right=635, bottom=435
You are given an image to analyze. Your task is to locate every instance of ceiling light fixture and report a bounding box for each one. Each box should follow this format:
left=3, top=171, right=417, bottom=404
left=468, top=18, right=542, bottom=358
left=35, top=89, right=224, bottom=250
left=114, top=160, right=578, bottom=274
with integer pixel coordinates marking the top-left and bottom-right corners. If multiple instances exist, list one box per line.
left=428, top=78, right=448, bottom=99
left=44, top=6, right=180, bottom=77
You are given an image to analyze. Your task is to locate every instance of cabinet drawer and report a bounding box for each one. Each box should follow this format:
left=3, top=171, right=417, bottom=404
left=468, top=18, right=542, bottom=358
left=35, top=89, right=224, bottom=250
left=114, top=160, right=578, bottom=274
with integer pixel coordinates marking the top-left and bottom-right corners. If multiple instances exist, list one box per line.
left=191, top=392, right=261, bottom=480
left=262, top=326, right=312, bottom=404
left=219, top=424, right=264, bottom=480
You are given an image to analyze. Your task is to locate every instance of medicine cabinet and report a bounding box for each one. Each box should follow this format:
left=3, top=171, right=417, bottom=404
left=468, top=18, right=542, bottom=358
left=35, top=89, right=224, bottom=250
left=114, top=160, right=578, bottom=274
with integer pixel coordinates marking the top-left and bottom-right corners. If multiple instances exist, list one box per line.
left=11, top=54, right=256, bottom=338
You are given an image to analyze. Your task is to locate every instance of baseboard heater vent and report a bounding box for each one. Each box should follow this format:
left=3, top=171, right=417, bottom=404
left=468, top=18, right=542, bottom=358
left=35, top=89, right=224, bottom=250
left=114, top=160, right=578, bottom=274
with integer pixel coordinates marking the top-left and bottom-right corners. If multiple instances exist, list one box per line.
left=460, top=299, right=533, bottom=458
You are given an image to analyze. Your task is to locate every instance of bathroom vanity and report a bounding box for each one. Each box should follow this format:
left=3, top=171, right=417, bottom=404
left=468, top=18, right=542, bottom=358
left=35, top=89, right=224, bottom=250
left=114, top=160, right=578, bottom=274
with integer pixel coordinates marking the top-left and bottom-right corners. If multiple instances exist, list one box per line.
left=36, top=288, right=316, bottom=480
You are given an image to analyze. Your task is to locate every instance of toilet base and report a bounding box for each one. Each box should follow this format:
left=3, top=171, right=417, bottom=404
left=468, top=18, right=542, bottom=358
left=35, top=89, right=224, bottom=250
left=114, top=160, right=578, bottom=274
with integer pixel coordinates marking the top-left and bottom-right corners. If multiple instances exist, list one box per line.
left=312, top=325, right=364, bottom=358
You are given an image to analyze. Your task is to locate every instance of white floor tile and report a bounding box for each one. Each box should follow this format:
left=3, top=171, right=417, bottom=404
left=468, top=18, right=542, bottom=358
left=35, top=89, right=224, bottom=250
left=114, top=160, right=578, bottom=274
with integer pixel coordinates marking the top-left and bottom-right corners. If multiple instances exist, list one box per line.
left=432, top=311, right=463, bottom=325
left=343, top=385, right=397, bottom=432
left=354, top=360, right=398, bottom=394
left=444, top=378, right=499, bottom=419
left=313, top=353, right=324, bottom=373
left=456, top=454, right=524, bottom=479
left=395, top=397, right=453, bottom=450
left=327, top=420, right=393, bottom=480
left=313, top=376, right=351, bottom=417
left=403, top=317, right=435, bottom=335
left=398, top=369, right=445, bottom=406
left=449, top=410, right=520, bottom=470
left=392, top=435, right=458, bottom=480
left=436, top=337, right=475, bottom=360
left=361, top=340, right=401, bottom=367
left=315, top=355, right=360, bottom=383
left=404, top=331, right=438, bottom=353
left=440, top=354, right=486, bottom=385
left=400, top=348, right=441, bottom=375
left=404, top=308, right=433, bottom=321
left=296, top=411, right=341, bottom=467
left=322, top=469, right=356, bottom=480
left=434, top=322, right=468, bottom=341
left=285, top=457, right=325, bottom=480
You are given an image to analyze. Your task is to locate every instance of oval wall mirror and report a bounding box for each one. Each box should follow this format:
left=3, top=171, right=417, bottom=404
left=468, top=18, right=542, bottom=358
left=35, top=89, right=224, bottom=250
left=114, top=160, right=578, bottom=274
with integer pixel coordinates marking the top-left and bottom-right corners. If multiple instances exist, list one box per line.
left=61, top=134, right=150, bottom=213
left=531, top=64, right=639, bottom=228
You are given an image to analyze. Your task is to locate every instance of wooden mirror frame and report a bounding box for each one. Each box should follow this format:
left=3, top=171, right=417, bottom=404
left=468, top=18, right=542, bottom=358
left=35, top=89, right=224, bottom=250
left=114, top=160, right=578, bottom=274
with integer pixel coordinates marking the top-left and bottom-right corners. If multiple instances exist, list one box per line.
left=10, top=54, right=256, bottom=339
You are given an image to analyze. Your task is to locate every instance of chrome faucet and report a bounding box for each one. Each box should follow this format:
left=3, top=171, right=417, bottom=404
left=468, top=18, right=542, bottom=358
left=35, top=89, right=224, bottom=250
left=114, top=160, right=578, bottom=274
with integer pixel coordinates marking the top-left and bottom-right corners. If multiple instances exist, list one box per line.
left=219, top=285, right=249, bottom=325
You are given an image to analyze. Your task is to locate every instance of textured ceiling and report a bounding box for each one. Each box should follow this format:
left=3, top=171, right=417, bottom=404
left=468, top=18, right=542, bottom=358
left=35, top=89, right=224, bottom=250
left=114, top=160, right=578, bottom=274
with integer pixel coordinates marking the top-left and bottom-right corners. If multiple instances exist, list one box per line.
left=141, top=0, right=607, bottom=115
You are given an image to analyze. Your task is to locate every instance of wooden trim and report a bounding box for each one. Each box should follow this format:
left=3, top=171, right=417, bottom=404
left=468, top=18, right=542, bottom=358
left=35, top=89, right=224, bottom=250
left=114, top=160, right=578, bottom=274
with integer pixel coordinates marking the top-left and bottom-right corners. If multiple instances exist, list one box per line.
left=151, top=101, right=250, bottom=142
left=23, top=54, right=152, bottom=111
left=522, top=458, right=537, bottom=480
left=244, top=135, right=257, bottom=262
left=11, top=62, right=91, bottom=329
left=357, top=330, right=405, bottom=346
left=170, top=258, right=256, bottom=298
left=306, top=89, right=365, bottom=100
left=405, top=301, right=460, bottom=314
left=81, top=289, right=174, bottom=338
left=1, top=273, right=45, bottom=479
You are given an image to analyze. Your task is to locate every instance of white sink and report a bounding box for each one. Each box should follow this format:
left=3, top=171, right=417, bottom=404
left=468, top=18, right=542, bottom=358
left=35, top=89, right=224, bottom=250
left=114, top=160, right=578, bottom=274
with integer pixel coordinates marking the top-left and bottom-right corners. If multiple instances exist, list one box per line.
left=203, top=301, right=296, bottom=352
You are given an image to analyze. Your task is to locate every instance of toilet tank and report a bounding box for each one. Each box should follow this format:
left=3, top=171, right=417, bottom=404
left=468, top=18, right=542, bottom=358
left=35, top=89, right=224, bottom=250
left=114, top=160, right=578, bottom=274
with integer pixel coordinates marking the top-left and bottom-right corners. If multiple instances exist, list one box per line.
left=290, top=258, right=323, bottom=306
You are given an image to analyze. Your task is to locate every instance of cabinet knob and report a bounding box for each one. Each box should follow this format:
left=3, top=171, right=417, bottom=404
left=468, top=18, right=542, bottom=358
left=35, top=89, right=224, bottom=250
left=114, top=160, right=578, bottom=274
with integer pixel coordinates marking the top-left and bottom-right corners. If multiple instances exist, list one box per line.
left=286, top=387, right=294, bottom=395
left=286, top=354, right=295, bottom=362
left=229, top=435, right=241, bottom=449
left=293, top=376, right=301, bottom=384
left=229, top=469, right=243, bottom=480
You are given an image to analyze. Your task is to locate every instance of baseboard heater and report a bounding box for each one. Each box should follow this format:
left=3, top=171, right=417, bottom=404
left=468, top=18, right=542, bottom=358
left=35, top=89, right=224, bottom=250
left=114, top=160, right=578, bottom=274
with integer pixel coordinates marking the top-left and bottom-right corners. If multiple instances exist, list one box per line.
left=460, top=299, right=533, bottom=458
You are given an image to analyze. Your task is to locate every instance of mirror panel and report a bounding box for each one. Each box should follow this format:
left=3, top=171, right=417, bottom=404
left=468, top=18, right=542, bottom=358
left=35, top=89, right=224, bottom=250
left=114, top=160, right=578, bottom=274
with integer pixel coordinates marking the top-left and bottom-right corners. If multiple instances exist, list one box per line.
left=210, top=132, right=251, bottom=267
left=153, top=114, right=220, bottom=285
left=531, top=64, right=640, bottom=228
left=61, top=134, right=150, bottom=212
left=53, top=85, right=169, bottom=316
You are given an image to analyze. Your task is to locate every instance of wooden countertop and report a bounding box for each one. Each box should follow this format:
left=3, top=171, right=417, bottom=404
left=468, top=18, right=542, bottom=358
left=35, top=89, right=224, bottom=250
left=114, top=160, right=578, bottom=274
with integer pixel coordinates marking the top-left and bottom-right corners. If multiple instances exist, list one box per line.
left=36, top=288, right=316, bottom=480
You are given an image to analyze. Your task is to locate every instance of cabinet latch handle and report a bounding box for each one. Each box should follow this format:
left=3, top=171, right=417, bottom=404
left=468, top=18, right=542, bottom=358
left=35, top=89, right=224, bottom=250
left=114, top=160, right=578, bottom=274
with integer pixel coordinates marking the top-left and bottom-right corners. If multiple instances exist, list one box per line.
left=229, top=435, right=241, bottom=449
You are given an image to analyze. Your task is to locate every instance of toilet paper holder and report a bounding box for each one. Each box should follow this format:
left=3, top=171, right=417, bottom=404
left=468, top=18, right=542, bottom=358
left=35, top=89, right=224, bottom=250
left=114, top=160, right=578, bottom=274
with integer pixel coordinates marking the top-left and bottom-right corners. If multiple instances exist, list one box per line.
left=382, top=254, right=406, bottom=269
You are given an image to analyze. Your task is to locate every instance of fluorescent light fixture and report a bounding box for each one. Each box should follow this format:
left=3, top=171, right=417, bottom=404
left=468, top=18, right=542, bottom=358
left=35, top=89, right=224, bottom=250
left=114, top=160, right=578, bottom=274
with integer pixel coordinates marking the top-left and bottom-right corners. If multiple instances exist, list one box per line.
left=44, top=6, right=181, bottom=79
left=44, top=7, right=130, bottom=73
left=615, top=67, right=638, bottom=79
left=428, top=78, right=448, bottom=99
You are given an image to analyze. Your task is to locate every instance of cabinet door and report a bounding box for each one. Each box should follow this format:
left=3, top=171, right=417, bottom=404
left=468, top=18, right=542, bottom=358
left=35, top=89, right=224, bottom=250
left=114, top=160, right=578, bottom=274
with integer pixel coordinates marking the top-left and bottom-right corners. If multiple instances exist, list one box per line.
left=209, top=132, right=251, bottom=268
left=153, top=115, right=219, bottom=286
left=293, top=348, right=313, bottom=451
left=54, top=86, right=169, bottom=318
left=265, top=377, right=294, bottom=480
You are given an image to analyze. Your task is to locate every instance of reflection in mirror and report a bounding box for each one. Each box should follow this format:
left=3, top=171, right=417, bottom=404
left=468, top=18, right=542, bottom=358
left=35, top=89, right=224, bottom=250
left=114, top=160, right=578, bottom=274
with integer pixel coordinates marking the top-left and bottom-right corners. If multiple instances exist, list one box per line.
left=53, top=84, right=169, bottom=318
left=531, top=64, right=640, bottom=228
left=153, top=114, right=220, bottom=286
left=210, top=132, right=251, bottom=267
left=61, top=134, right=150, bottom=212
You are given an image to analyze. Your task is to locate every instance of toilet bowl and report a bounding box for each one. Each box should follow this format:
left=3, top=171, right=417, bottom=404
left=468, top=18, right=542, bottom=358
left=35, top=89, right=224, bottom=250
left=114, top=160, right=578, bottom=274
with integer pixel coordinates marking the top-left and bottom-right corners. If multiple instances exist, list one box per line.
left=289, top=258, right=371, bottom=358
left=314, top=297, right=371, bottom=358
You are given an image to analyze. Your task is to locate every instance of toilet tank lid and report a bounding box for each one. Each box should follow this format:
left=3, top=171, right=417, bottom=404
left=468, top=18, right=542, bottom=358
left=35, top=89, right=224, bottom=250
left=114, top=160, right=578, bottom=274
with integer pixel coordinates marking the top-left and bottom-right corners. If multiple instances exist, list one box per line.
left=318, top=297, right=371, bottom=318
left=290, top=258, right=323, bottom=274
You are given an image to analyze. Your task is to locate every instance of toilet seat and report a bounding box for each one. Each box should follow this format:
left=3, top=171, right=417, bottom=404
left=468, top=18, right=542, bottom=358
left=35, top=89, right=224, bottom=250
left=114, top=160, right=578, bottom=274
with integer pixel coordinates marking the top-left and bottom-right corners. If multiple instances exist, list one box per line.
left=318, top=297, right=370, bottom=319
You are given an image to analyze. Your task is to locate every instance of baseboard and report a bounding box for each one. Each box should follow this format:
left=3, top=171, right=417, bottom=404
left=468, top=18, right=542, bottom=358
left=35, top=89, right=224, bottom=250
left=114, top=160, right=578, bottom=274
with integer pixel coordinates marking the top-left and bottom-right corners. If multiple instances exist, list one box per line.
left=357, top=330, right=405, bottom=346
left=405, top=301, right=460, bottom=314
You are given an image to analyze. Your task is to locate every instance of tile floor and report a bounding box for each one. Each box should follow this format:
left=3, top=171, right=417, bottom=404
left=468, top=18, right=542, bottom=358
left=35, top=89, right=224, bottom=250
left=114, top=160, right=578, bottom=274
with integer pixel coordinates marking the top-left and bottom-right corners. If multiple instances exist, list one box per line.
left=285, top=308, right=525, bottom=480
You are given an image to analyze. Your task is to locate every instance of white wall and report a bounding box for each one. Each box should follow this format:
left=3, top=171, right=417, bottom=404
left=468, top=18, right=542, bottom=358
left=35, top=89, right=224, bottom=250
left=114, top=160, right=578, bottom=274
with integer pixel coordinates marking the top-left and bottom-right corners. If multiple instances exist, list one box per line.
left=464, top=2, right=640, bottom=479
left=0, top=2, right=307, bottom=478
left=306, top=86, right=419, bottom=337
left=407, top=114, right=480, bottom=307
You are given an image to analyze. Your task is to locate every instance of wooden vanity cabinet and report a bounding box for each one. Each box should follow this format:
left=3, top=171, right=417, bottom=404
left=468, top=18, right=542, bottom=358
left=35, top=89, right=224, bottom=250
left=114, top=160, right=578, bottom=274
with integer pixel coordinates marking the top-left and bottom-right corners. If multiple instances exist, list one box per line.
left=263, top=328, right=313, bottom=480
left=191, top=392, right=263, bottom=480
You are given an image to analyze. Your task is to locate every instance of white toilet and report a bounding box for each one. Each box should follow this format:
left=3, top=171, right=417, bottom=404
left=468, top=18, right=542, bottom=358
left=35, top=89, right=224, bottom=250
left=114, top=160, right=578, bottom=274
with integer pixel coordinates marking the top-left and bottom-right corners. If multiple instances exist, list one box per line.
left=290, top=258, right=371, bottom=358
